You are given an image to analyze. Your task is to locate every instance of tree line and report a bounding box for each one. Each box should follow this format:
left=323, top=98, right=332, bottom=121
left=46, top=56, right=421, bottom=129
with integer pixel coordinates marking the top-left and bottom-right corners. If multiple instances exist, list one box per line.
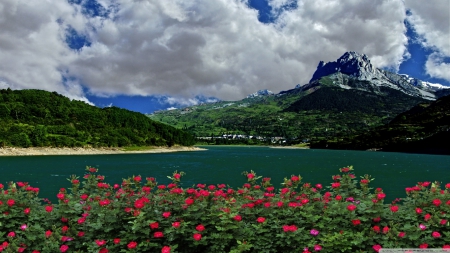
left=0, top=89, right=196, bottom=148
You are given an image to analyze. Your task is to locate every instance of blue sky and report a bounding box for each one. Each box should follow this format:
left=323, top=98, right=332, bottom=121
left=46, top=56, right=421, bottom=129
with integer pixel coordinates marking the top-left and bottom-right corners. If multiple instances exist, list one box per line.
left=1, top=0, right=449, bottom=114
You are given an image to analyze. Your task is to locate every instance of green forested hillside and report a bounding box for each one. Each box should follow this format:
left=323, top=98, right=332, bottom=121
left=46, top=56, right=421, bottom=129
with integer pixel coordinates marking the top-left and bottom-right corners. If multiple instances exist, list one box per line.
left=319, top=95, right=450, bottom=154
left=0, top=89, right=195, bottom=147
left=150, top=77, right=426, bottom=145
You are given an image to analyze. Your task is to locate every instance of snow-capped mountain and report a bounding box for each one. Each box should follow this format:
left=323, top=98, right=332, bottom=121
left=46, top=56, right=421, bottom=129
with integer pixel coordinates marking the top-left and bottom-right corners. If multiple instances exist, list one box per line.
left=246, top=89, right=274, bottom=98
left=303, top=51, right=449, bottom=100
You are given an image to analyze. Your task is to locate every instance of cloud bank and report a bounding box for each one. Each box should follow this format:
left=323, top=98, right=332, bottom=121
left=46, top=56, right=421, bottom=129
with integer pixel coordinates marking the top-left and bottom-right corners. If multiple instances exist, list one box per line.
left=0, top=0, right=448, bottom=103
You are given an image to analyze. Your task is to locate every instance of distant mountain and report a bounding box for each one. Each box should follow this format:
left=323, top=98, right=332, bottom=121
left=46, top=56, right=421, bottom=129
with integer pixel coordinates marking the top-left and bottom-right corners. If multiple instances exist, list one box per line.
left=150, top=52, right=449, bottom=150
left=307, top=51, right=450, bottom=100
left=247, top=89, right=274, bottom=99
left=0, top=89, right=196, bottom=148
left=320, top=94, right=450, bottom=155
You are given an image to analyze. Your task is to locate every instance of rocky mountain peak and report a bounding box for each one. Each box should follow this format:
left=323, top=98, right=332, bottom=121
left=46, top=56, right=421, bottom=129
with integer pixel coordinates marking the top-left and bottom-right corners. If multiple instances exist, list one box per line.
left=247, top=89, right=274, bottom=98
left=310, top=51, right=377, bottom=83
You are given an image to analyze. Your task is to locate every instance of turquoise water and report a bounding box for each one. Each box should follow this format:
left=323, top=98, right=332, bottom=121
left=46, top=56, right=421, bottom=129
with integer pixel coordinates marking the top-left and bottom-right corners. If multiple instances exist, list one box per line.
left=0, top=146, right=449, bottom=202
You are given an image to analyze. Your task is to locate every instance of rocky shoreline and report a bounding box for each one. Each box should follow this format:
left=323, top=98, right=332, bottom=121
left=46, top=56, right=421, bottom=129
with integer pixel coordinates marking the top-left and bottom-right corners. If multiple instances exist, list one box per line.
left=0, top=146, right=206, bottom=156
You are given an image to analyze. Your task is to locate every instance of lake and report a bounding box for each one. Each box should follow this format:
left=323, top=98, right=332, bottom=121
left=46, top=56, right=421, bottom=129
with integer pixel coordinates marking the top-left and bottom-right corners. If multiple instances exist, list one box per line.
left=0, top=146, right=449, bottom=202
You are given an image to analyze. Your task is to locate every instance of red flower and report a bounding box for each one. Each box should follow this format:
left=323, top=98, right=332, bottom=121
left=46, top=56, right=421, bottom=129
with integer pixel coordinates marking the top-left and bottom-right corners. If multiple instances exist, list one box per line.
left=45, top=230, right=52, bottom=238
left=341, top=167, right=350, bottom=172
left=432, top=231, right=441, bottom=238
left=377, top=193, right=386, bottom=200
left=419, top=243, right=428, bottom=248
left=347, top=204, right=356, bottom=212
left=7, top=199, right=15, bottom=207
left=57, top=193, right=65, bottom=200
left=95, top=240, right=106, bottom=246
left=373, top=217, right=381, bottom=223
left=373, top=226, right=380, bottom=233
left=161, top=246, right=171, bottom=253
left=172, top=222, right=181, bottom=228
left=352, top=219, right=361, bottom=226
left=162, top=212, right=171, bottom=218
left=78, top=231, right=85, bottom=237
left=134, top=176, right=141, bottom=182
left=398, top=232, right=406, bottom=238
left=62, top=226, right=69, bottom=233
left=196, top=224, right=205, bottom=232
left=99, top=248, right=108, bottom=253
left=154, top=232, right=164, bottom=238
left=247, top=173, right=255, bottom=179
left=233, top=215, right=242, bottom=221
left=424, top=214, right=432, bottom=221
left=390, top=206, right=399, bottom=212
left=193, top=233, right=202, bottom=241
left=291, top=175, right=300, bottom=182
left=335, top=195, right=342, bottom=201
left=415, top=207, right=422, bottom=214
left=257, top=217, right=266, bottom=223
left=7, top=232, right=15, bottom=237
left=331, top=182, right=340, bottom=188
left=24, top=208, right=30, bottom=215
left=433, top=199, right=442, bottom=206
left=134, top=199, right=145, bottom=209
left=382, top=226, right=389, bottom=234
left=440, top=219, right=448, bottom=225
left=60, top=245, right=69, bottom=252
left=150, top=222, right=159, bottom=229
left=127, top=241, right=137, bottom=249
left=372, top=245, right=382, bottom=252
left=113, top=238, right=120, bottom=244
left=360, top=179, right=369, bottom=184
left=45, top=206, right=53, bottom=213
left=185, top=198, right=194, bottom=205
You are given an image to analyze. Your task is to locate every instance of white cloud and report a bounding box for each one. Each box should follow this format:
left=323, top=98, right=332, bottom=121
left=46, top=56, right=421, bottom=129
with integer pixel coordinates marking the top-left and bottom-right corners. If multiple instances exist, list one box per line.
left=0, top=0, right=434, bottom=102
left=405, top=0, right=450, bottom=81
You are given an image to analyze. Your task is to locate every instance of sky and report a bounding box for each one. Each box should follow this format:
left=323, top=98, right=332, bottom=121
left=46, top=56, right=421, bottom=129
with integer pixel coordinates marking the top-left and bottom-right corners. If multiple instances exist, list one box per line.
left=0, top=0, right=449, bottom=114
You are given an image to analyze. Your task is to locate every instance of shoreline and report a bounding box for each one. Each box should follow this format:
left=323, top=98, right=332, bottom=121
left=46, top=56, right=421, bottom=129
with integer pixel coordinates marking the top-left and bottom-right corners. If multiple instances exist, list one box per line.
left=0, top=146, right=207, bottom=157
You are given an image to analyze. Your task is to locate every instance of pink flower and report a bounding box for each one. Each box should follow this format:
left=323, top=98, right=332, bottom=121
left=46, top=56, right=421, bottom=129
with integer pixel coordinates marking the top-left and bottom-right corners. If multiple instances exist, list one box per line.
left=372, top=245, right=382, bottom=252
left=377, top=193, right=386, bottom=200
left=352, top=219, right=361, bottom=226
left=419, top=243, right=428, bottom=248
left=150, top=222, right=159, bottom=229
left=7, top=199, right=15, bottom=207
left=256, top=217, right=266, bottom=223
left=127, top=241, right=137, bottom=249
left=432, top=231, right=441, bottom=238
left=419, top=224, right=426, bottom=230
left=314, top=244, right=322, bottom=251
left=60, top=245, right=69, bottom=252
left=310, top=229, right=319, bottom=236
left=162, top=246, right=171, bottom=253
left=373, top=226, right=380, bottom=233
left=20, top=224, right=27, bottom=231
left=95, top=240, right=106, bottom=246
left=193, top=233, right=202, bottom=241
left=196, top=224, right=205, bottom=232
left=433, top=199, right=442, bottom=206
left=347, top=204, right=357, bottom=211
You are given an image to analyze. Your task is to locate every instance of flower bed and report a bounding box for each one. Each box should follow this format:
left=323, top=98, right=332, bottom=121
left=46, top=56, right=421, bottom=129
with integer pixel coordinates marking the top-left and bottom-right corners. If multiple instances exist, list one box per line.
left=0, top=166, right=449, bottom=252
